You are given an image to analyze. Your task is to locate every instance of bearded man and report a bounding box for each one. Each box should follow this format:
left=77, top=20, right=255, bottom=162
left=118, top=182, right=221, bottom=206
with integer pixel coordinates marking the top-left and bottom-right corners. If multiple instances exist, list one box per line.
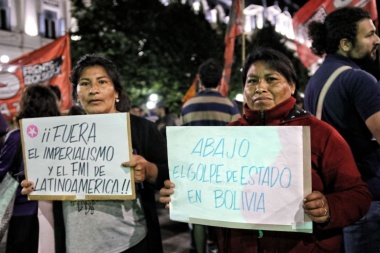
left=304, top=6, right=380, bottom=253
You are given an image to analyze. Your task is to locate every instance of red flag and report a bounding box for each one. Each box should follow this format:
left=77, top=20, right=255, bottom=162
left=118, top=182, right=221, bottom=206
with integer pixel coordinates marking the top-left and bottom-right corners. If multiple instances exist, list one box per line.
left=0, top=34, right=72, bottom=121
left=293, top=0, right=378, bottom=68
left=181, top=76, right=199, bottom=105
left=219, top=0, right=242, bottom=96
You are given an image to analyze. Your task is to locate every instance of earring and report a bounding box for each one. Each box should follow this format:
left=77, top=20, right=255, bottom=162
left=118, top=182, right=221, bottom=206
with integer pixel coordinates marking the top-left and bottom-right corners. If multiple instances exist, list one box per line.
left=116, top=98, right=120, bottom=103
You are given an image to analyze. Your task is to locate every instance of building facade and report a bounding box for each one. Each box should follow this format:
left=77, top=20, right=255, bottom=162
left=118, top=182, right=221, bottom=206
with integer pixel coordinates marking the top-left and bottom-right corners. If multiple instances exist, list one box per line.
left=0, top=0, right=71, bottom=62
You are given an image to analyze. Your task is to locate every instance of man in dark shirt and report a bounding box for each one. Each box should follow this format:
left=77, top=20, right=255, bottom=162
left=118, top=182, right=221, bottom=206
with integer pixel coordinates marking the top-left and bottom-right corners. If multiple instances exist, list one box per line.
left=304, top=6, right=380, bottom=252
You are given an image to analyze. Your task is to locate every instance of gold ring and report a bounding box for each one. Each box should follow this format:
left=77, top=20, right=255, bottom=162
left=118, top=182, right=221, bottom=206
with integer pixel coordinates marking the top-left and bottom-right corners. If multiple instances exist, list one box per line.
left=323, top=208, right=327, bottom=216
left=321, top=199, right=324, bottom=208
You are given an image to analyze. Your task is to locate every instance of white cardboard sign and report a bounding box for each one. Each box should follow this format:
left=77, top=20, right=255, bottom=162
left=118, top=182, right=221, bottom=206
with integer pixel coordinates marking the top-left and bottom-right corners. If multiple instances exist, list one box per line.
left=20, top=113, right=135, bottom=200
left=167, top=126, right=312, bottom=233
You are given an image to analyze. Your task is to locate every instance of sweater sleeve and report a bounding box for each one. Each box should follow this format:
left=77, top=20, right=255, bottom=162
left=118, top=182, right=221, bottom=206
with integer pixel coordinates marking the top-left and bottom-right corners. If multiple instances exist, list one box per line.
left=311, top=121, right=371, bottom=231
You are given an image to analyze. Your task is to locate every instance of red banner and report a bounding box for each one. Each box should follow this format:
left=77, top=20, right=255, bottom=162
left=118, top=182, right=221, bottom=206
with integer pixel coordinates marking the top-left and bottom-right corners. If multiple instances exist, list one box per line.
left=293, top=0, right=378, bottom=68
left=0, top=34, right=72, bottom=121
left=219, top=0, right=243, bottom=96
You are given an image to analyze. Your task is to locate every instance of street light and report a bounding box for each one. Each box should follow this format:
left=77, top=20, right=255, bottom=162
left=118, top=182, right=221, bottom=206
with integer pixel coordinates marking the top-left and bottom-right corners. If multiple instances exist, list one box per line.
left=146, top=93, right=159, bottom=110
left=149, top=93, right=158, bottom=103
left=0, top=55, right=10, bottom=63
left=235, top=93, right=243, bottom=102
left=146, top=101, right=156, bottom=110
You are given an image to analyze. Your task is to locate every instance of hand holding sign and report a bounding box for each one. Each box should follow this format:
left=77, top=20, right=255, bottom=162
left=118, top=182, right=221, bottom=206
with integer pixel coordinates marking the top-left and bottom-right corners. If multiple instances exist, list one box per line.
left=159, top=180, right=175, bottom=209
left=166, top=126, right=313, bottom=233
left=20, top=113, right=135, bottom=200
left=122, top=154, right=159, bottom=184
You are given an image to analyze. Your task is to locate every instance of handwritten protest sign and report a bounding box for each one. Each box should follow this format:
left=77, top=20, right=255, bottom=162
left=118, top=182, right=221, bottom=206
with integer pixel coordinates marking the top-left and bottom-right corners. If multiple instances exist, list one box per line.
left=20, top=113, right=135, bottom=200
left=167, top=126, right=312, bottom=233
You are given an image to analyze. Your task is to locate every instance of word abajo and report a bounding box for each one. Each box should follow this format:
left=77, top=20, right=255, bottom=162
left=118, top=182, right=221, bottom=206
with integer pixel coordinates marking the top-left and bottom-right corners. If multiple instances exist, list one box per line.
left=172, top=163, right=292, bottom=188
left=191, top=137, right=250, bottom=159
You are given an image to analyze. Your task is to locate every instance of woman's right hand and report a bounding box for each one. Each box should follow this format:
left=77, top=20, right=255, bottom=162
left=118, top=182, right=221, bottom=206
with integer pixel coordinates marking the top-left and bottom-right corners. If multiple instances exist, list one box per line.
left=159, top=180, right=175, bottom=209
left=20, top=180, right=35, bottom=195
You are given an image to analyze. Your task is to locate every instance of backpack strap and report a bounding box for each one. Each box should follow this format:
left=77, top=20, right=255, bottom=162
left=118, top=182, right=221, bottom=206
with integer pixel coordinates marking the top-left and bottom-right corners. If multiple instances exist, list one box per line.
left=316, top=66, right=351, bottom=119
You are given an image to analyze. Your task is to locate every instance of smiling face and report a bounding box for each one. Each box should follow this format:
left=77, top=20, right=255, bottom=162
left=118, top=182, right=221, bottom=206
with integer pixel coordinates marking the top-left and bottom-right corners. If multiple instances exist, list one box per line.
left=244, top=61, right=295, bottom=111
left=76, top=65, right=119, bottom=114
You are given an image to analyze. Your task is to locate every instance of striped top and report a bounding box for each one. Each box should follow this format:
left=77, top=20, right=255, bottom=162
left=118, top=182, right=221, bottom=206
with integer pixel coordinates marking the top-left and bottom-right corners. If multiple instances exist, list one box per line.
left=181, top=90, right=241, bottom=126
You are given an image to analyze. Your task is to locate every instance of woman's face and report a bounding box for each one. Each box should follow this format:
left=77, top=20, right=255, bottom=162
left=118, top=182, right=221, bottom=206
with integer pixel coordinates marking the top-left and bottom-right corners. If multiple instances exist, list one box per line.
left=76, top=65, right=119, bottom=114
left=244, top=61, right=295, bottom=111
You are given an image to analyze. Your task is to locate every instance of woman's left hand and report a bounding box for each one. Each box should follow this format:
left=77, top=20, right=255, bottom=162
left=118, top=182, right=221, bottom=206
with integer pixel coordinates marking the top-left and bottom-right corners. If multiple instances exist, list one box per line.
left=303, top=191, right=330, bottom=223
left=122, top=154, right=157, bottom=184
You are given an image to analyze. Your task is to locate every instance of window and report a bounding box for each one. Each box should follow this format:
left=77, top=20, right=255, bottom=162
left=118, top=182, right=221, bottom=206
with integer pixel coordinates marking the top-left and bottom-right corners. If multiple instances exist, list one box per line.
left=39, top=10, right=58, bottom=39
left=0, top=0, right=10, bottom=31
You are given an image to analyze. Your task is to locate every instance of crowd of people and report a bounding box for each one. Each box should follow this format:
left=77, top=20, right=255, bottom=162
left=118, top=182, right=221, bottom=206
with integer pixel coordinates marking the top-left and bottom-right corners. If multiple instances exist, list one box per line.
left=1, top=6, right=380, bottom=253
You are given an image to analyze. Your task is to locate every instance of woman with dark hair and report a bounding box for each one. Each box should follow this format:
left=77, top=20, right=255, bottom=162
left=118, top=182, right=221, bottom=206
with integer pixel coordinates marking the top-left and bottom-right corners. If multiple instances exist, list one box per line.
left=70, top=54, right=130, bottom=113
left=22, top=54, right=168, bottom=253
left=0, top=85, right=61, bottom=252
left=159, top=48, right=371, bottom=253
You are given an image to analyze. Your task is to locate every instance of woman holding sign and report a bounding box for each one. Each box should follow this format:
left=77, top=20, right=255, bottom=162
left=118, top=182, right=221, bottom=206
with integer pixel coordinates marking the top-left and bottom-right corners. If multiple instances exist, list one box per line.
left=159, top=48, right=371, bottom=253
left=21, top=55, right=169, bottom=253
left=0, top=85, right=61, bottom=252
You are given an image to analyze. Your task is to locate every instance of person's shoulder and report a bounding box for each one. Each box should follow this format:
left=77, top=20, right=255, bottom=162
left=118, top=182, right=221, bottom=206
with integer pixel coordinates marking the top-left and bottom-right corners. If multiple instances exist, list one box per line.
left=346, top=68, right=378, bottom=83
left=295, top=114, right=337, bottom=134
left=5, top=128, right=20, bottom=139
left=324, top=55, right=378, bottom=83
left=2, top=128, right=20, bottom=147
left=182, top=95, right=200, bottom=107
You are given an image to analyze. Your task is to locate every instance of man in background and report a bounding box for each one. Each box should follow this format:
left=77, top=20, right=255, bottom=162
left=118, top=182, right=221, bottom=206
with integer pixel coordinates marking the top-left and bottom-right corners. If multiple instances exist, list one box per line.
left=304, top=6, right=380, bottom=252
left=182, top=59, right=240, bottom=126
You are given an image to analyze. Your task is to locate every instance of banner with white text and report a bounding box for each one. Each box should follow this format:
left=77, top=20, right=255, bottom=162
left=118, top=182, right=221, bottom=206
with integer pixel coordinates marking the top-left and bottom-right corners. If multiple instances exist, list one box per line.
left=0, top=34, right=71, bottom=121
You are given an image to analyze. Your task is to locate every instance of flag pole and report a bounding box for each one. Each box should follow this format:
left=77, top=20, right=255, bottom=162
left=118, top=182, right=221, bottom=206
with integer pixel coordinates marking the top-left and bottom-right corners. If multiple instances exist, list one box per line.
left=241, top=0, right=246, bottom=114
left=241, top=0, right=245, bottom=66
